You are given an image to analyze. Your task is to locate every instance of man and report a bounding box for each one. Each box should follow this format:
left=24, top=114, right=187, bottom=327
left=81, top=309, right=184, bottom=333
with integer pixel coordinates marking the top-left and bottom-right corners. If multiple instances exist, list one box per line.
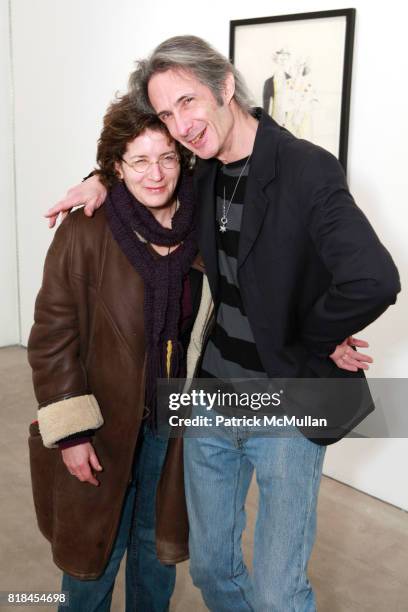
left=47, top=36, right=400, bottom=611
left=262, top=48, right=291, bottom=120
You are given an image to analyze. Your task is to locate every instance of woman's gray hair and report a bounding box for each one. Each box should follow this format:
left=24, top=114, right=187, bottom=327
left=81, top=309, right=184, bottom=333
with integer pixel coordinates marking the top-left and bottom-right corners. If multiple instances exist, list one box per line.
left=129, top=35, right=253, bottom=113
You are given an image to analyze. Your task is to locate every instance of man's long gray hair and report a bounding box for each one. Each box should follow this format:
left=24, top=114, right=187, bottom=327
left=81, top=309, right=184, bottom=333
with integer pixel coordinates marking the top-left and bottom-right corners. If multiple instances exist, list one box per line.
left=129, top=35, right=253, bottom=113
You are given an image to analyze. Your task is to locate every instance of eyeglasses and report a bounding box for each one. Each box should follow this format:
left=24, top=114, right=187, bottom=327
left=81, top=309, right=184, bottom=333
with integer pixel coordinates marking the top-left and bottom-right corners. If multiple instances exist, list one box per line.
left=121, top=153, right=179, bottom=173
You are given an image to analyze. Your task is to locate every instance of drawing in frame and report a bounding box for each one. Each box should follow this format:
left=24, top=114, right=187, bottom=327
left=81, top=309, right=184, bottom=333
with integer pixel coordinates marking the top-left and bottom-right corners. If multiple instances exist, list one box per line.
left=230, top=9, right=355, bottom=171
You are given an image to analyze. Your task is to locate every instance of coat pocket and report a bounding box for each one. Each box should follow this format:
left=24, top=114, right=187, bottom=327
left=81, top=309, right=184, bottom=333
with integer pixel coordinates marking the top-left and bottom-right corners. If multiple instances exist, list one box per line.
left=156, top=437, right=189, bottom=564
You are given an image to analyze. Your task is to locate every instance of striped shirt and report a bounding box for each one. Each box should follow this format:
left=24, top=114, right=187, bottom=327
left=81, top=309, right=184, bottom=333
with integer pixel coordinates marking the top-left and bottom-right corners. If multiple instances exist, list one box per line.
left=200, top=157, right=267, bottom=379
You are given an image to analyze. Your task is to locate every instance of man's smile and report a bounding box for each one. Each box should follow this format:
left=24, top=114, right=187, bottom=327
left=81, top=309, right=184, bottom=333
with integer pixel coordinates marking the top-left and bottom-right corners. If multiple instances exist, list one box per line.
left=188, top=127, right=206, bottom=145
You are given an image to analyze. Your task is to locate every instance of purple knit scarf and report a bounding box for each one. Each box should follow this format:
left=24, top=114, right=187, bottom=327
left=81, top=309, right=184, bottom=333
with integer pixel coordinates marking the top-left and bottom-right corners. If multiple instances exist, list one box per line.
left=105, top=173, right=197, bottom=421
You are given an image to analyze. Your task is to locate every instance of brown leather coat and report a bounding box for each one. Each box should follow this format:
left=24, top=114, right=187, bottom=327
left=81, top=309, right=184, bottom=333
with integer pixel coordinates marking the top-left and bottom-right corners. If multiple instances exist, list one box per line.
left=27, top=207, right=201, bottom=579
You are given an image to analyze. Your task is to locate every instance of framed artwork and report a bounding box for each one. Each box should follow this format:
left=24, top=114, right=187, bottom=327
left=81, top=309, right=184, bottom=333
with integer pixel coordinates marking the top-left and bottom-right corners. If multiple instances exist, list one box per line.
left=230, top=9, right=356, bottom=170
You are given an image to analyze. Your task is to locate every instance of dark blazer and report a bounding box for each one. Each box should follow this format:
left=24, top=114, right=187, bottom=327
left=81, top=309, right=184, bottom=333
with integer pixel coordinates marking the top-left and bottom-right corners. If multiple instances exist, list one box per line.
left=193, top=109, right=400, bottom=441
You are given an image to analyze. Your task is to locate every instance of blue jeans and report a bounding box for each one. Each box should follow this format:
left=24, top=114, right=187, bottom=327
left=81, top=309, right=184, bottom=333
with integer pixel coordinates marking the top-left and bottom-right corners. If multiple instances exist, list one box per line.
left=184, top=405, right=326, bottom=612
left=60, top=425, right=176, bottom=612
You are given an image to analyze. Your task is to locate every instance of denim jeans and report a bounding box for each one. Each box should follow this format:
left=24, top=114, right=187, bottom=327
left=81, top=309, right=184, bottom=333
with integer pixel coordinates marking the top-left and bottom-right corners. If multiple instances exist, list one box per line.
left=184, top=404, right=326, bottom=612
left=60, top=425, right=176, bottom=612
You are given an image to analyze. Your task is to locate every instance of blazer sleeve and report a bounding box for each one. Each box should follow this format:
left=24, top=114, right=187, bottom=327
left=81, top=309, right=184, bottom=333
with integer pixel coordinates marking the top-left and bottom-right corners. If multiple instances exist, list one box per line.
left=297, top=148, right=401, bottom=357
left=27, top=213, right=103, bottom=448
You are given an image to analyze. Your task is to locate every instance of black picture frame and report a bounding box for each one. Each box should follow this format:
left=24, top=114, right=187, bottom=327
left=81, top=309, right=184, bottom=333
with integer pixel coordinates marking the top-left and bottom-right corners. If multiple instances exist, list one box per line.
left=230, top=9, right=356, bottom=171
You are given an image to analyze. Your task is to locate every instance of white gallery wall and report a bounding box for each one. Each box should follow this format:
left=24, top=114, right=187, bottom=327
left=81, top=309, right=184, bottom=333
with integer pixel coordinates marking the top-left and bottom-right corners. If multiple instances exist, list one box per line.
left=0, top=0, right=19, bottom=345
left=7, top=0, right=408, bottom=508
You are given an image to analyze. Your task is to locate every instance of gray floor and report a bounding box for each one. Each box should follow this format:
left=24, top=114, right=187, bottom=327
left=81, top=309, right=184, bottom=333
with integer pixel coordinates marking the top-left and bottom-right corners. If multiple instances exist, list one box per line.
left=0, top=346, right=407, bottom=611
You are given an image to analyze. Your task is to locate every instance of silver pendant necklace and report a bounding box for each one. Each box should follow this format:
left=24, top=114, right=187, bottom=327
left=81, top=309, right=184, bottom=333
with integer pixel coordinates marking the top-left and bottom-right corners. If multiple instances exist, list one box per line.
left=219, top=155, right=251, bottom=233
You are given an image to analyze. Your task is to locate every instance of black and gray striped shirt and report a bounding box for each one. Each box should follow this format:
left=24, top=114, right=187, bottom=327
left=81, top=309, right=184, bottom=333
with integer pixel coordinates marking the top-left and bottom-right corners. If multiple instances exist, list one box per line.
left=200, top=156, right=267, bottom=379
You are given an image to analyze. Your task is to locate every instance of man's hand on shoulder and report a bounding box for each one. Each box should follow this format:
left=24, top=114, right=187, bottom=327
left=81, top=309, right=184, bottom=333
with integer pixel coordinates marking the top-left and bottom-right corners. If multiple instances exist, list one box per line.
left=45, top=174, right=108, bottom=228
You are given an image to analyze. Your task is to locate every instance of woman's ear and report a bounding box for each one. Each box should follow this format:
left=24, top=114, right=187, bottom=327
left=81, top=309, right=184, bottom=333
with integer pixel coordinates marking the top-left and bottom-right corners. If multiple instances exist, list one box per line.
left=114, top=161, right=124, bottom=180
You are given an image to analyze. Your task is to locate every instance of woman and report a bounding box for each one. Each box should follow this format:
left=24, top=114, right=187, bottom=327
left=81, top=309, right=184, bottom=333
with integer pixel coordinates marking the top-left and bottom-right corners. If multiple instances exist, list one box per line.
left=28, top=94, right=203, bottom=611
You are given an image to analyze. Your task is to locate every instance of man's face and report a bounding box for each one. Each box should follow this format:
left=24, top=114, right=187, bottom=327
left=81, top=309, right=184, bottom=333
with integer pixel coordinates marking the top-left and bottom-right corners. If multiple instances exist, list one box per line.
left=148, top=69, right=234, bottom=160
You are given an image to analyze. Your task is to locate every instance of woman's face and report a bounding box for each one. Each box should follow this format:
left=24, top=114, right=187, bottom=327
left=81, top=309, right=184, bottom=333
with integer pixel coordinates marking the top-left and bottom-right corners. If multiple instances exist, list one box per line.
left=116, top=129, right=180, bottom=210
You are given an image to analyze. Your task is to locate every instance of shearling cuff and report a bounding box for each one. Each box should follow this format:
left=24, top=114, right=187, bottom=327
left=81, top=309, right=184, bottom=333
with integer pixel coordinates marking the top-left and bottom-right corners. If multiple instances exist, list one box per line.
left=38, top=394, right=104, bottom=448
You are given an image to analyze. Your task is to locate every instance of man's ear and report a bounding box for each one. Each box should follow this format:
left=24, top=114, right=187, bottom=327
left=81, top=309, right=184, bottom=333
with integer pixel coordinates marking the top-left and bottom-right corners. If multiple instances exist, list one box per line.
left=114, top=161, right=124, bottom=180
left=223, top=72, right=235, bottom=105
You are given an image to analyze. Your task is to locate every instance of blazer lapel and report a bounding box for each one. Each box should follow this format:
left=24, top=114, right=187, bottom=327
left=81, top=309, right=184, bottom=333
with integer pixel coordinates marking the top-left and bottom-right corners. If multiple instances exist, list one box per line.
left=238, top=110, right=280, bottom=269
left=194, top=159, right=219, bottom=299
left=193, top=110, right=282, bottom=281
left=237, top=173, right=271, bottom=269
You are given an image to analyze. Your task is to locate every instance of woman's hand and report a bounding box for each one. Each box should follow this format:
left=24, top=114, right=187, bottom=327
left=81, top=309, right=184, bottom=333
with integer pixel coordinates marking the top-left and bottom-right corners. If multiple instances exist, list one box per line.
left=329, top=336, right=373, bottom=372
left=45, top=175, right=107, bottom=228
left=61, top=441, right=103, bottom=486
